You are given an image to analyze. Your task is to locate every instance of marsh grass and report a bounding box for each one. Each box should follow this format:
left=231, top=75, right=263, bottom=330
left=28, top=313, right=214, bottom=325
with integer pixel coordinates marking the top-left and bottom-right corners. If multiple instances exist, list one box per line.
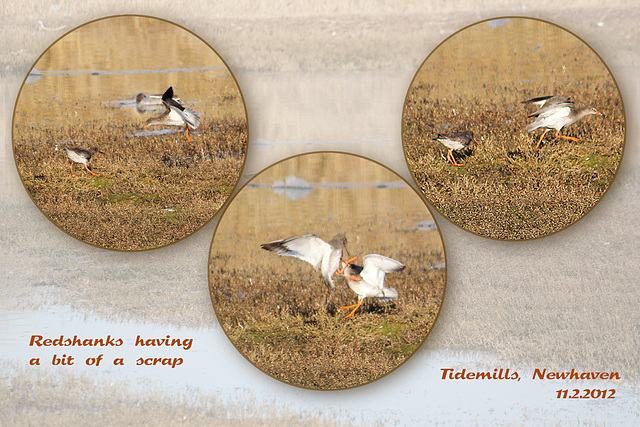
left=207, top=152, right=446, bottom=390
left=208, top=159, right=446, bottom=390
left=13, top=97, right=247, bottom=250
left=402, top=18, right=625, bottom=240
left=210, top=250, right=445, bottom=390
left=403, top=86, right=624, bottom=240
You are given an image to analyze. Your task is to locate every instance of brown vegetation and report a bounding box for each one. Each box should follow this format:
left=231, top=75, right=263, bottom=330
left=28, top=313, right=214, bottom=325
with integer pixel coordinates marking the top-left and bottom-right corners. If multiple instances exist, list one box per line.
left=402, top=18, right=625, bottom=240
left=403, top=86, right=623, bottom=240
left=211, top=247, right=445, bottom=390
left=208, top=153, right=446, bottom=390
left=13, top=98, right=247, bottom=250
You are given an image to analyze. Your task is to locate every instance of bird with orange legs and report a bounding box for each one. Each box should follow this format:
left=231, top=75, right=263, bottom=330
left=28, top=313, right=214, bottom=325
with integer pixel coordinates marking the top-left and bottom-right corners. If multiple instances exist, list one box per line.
left=523, top=95, right=605, bottom=149
left=261, top=233, right=355, bottom=291
left=144, top=86, right=200, bottom=142
left=338, top=254, right=405, bottom=319
left=432, top=131, right=475, bottom=166
left=62, top=147, right=102, bottom=177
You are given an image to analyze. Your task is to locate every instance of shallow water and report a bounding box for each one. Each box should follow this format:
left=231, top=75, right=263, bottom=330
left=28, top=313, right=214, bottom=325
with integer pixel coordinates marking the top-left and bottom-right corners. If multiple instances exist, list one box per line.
left=414, top=18, right=614, bottom=101
left=3, top=302, right=637, bottom=425
left=212, top=154, right=441, bottom=269
left=248, top=175, right=408, bottom=201
left=14, top=16, right=239, bottom=127
left=3, top=10, right=639, bottom=423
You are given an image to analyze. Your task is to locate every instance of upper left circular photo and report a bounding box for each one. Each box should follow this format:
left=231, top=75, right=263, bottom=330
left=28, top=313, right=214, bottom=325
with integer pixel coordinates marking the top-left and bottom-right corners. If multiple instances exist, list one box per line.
left=12, top=15, right=248, bottom=251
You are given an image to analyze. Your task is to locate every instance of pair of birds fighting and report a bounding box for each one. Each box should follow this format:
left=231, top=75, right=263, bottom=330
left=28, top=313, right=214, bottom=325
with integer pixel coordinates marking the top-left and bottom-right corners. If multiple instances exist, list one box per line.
left=433, top=95, right=605, bottom=166
left=261, top=233, right=404, bottom=319
left=62, top=86, right=200, bottom=177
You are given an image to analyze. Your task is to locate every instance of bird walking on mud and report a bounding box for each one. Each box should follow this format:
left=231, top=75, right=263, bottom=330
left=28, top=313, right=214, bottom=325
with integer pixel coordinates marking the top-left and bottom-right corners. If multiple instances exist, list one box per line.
left=523, top=95, right=604, bottom=149
left=338, top=254, right=405, bottom=319
left=62, top=147, right=102, bottom=177
left=432, top=131, right=475, bottom=166
left=144, top=86, right=200, bottom=142
left=261, top=233, right=355, bottom=291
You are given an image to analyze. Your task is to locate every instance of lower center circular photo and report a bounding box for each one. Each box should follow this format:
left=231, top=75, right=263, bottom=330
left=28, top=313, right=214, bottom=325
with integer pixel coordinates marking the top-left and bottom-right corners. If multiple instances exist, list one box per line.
left=208, top=152, right=446, bottom=390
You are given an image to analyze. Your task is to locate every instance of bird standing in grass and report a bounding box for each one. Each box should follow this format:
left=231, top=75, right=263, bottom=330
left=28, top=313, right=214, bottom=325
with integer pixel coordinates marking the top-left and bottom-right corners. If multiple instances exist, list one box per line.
left=432, top=131, right=475, bottom=166
left=523, top=95, right=605, bottom=149
left=338, top=254, right=405, bottom=319
left=62, top=147, right=102, bottom=177
left=144, top=86, right=200, bottom=142
left=261, top=233, right=354, bottom=291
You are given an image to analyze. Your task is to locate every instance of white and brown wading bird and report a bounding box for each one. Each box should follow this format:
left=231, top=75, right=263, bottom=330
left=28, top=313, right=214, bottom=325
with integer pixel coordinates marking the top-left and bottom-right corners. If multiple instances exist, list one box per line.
left=260, top=233, right=355, bottom=291
left=523, top=95, right=605, bottom=149
left=62, top=147, right=102, bottom=177
left=338, top=254, right=405, bottom=319
left=144, top=86, right=200, bottom=142
left=135, top=91, right=180, bottom=115
left=432, top=131, right=475, bottom=167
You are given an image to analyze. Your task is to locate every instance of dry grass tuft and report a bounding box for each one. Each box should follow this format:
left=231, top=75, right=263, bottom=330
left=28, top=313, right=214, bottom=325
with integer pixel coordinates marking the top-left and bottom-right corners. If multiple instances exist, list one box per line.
left=402, top=18, right=625, bottom=240
left=210, top=247, right=445, bottom=390
left=13, top=98, right=247, bottom=250
left=208, top=155, right=446, bottom=390
left=403, top=85, right=624, bottom=240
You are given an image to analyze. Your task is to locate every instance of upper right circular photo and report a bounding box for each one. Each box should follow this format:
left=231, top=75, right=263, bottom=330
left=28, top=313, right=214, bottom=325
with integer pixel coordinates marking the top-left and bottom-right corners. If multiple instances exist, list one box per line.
left=402, top=17, right=625, bottom=241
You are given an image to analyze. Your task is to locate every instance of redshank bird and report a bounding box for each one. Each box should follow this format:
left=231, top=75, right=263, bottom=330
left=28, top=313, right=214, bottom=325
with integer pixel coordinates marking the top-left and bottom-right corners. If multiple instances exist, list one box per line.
left=62, top=147, right=102, bottom=177
left=338, top=254, right=405, bottom=319
left=144, top=86, right=200, bottom=142
left=261, top=233, right=354, bottom=291
left=135, top=91, right=180, bottom=114
left=432, top=131, right=475, bottom=166
left=523, top=95, right=605, bottom=149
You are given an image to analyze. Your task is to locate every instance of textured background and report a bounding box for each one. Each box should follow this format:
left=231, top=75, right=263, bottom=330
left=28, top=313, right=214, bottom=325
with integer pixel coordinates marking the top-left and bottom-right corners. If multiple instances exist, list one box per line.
left=1, top=1, right=638, bottom=425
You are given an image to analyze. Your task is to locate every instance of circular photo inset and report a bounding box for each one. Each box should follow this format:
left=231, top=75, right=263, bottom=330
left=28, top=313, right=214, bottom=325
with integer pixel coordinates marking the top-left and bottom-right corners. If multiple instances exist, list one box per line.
left=402, top=17, right=624, bottom=240
left=209, top=152, right=446, bottom=390
left=13, top=15, right=248, bottom=251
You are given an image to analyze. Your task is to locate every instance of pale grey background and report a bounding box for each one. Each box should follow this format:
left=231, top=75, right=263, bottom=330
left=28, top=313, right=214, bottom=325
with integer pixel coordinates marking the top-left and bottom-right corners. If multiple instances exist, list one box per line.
left=1, top=1, right=638, bottom=425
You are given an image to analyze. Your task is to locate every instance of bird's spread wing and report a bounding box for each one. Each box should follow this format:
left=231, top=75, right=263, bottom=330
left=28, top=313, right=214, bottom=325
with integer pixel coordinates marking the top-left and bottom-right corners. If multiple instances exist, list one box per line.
left=360, top=254, right=405, bottom=289
left=526, top=105, right=573, bottom=131
left=172, top=106, right=200, bottom=129
left=261, top=234, right=331, bottom=271
left=160, top=87, right=200, bottom=129
left=523, top=95, right=570, bottom=107
left=151, top=108, right=187, bottom=127
left=161, top=87, right=175, bottom=103
left=528, top=102, right=573, bottom=119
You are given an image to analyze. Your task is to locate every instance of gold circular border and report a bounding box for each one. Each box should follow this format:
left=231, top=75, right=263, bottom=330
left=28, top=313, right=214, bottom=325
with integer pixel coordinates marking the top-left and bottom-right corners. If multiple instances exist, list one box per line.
left=401, top=16, right=626, bottom=242
left=207, top=150, right=448, bottom=391
left=11, top=14, right=250, bottom=252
